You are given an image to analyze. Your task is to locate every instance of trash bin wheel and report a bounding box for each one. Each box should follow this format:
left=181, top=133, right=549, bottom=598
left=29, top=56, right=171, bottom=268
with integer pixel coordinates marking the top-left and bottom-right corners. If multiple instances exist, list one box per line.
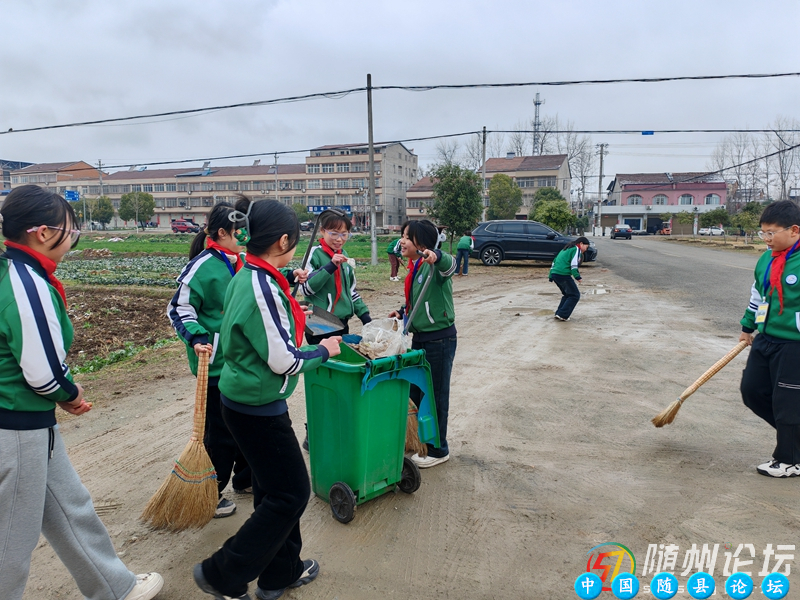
left=398, top=456, right=421, bottom=494
left=329, top=482, right=356, bottom=524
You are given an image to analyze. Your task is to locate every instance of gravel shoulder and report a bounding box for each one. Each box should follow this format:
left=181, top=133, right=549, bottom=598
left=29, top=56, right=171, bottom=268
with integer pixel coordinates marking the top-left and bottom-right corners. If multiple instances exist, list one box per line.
left=24, top=259, right=797, bottom=599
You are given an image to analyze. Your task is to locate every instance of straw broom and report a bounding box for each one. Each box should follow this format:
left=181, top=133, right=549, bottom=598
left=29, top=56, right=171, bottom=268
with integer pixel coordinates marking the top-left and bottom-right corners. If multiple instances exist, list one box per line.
left=652, top=340, right=749, bottom=427
left=406, top=399, right=427, bottom=457
left=141, top=352, right=217, bottom=531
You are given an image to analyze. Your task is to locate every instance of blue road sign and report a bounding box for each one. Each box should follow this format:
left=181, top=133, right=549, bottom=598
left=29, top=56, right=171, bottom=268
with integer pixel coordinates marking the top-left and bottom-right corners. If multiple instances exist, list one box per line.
left=64, top=190, right=80, bottom=201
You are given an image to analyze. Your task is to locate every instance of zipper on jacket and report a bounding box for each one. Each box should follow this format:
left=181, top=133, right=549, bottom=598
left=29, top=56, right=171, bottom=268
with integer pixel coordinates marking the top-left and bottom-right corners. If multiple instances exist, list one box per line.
left=210, top=332, right=220, bottom=364
left=48, top=427, right=54, bottom=460
left=425, top=301, right=435, bottom=324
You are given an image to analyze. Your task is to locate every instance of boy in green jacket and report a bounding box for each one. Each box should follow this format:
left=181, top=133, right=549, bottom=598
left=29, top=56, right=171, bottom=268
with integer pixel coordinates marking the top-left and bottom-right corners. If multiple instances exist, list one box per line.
left=549, top=236, right=590, bottom=321
left=739, top=200, right=800, bottom=478
left=455, top=230, right=474, bottom=276
left=387, top=237, right=403, bottom=281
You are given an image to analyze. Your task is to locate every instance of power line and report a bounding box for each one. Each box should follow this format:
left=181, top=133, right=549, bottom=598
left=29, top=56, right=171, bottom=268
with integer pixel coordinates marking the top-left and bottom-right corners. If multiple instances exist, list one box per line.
left=2, top=71, right=799, bottom=137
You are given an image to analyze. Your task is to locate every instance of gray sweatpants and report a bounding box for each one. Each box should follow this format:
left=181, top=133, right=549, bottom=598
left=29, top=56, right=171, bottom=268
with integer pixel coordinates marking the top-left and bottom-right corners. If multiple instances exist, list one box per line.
left=0, top=426, right=136, bottom=600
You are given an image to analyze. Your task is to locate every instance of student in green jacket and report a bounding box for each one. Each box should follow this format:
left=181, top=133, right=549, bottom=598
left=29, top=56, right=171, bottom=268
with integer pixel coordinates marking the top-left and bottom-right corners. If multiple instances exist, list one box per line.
left=455, top=230, right=474, bottom=276
left=168, top=202, right=252, bottom=518
left=549, top=236, right=590, bottom=322
left=739, top=200, right=800, bottom=478
left=300, top=210, right=371, bottom=345
left=0, top=185, right=163, bottom=600
left=194, top=197, right=340, bottom=600
left=387, top=237, right=403, bottom=281
left=389, top=219, right=457, bottom=468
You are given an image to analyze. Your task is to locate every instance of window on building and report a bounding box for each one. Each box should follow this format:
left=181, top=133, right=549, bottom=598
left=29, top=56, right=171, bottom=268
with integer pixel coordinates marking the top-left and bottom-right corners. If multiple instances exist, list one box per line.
left=153, top=184, right=164, bottom=192
left=679, top=194, right=694, bottom=205
left=322, top=180, right=335, bottom=190
left=307, top=179, right=321, bottom=190
left=293, top=180, right=303, bottom=190
left=132, top=184, right=142, bottom=192
left=201, top=183, right=213, bottom=191
left=322, top=164, right=334, bottom=173
left=705, top=194, right=721, bottom=205
left=240, top=182, right=251, bottom=191
left=307, top=164, right=320, bottom=174
left=167, top=198, right=178, bottom=207
left=336, top=163, right=350, bottom=173
left=166, top=183, right=177, bottom=192
left=337, top=179, right=350, bottom=189
left=352, top=178, right=366, bottom=189
left=351, top=163, right=366, bottom=172
left=188, top=183, right=200, bottom=191
left=214, top=182, right=227, bottom=191
left=142, top=184, right=153, bottom=192
left=155, top=198, right=165, bottom=208
left=627, top=195, right=642, bottom=205
left=227, top=182, right=238, bottom=191
left=536, top=176, right=556, bottom=187
left=280, top=181, right=292, bottom=191
left=652, top=194, right=667, bottom=205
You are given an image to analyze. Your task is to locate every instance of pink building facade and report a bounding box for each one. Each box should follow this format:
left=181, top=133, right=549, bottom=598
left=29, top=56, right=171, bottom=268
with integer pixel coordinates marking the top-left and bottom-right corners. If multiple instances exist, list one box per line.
left=604, top=172, right=727, bottom=233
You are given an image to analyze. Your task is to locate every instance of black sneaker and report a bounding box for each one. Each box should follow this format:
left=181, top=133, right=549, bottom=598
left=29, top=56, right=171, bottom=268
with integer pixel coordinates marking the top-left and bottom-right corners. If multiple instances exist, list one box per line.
left=193, top=563, right=252, bottom=599
left=214, top=497, right=237, bottom=518
left=255, top=560, right=319, bottom=600
left=302, top=423, right=309, bottom=453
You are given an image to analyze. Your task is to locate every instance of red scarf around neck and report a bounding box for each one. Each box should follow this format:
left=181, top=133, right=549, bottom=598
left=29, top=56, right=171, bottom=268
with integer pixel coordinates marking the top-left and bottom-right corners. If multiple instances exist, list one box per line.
left=4, top=241, right=67, bottom=308
left=769, top=240, right=800, bottom=315
left=318, top=238, right=343, bottom=309
left=206, top=239, right=241, bottom=273
left=404, top=257, right=423, bottom=315
left=245, top=253, right=306, bottom=346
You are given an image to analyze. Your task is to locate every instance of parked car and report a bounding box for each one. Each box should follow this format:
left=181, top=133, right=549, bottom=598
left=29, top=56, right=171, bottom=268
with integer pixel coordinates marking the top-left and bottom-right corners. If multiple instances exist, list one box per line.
left=300, top=221, right=314, bottom=231
left=171, top=219, right=200, bottom=233
left=610, top=224, right=632, bottom=240
left=699, top=227, right=725, bottom=236
left=469, top=220, right=597, bottom=266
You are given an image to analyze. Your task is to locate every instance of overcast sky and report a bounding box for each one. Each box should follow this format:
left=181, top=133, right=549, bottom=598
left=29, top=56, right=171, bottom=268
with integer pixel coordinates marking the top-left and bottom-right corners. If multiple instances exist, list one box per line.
left=2, top=0, right=799, bottom=192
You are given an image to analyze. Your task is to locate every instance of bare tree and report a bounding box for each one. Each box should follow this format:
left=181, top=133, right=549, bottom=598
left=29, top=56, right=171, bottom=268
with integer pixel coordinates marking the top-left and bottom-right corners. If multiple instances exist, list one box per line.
left=534, top=115, right=558, bottom=156
left=435, top=139, right=461, bottom=166
left=460, top=133, right=483, bottom=171
left=767, top=116, right=798, bottom=200
left=487, top=132, right=507, bottom=158
left=507, top=119, right=528, bottom=157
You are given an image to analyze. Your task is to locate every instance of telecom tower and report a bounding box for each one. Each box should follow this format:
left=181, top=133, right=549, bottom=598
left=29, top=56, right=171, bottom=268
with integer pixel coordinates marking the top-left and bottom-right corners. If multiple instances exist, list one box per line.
left=532, top=93, right=544, bottom=156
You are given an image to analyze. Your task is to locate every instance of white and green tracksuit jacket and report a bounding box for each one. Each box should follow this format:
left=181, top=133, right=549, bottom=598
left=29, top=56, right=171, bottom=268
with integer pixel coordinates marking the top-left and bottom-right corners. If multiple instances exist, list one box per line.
left=0, top=249, right=79, bottom=430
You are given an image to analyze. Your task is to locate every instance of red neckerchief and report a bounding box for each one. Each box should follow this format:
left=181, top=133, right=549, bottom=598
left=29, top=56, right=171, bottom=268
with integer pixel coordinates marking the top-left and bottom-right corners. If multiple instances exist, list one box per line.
left=205, top=239, right=241, bottom=273
left=245, top=253, right=306, bottom=346
left=404, top=257, right=423, bottom=316
left=769, top=240, right=800, bottom=315
left=4, top=241, right=67, bottom=308
left=318, top=238, right=343, bottom=309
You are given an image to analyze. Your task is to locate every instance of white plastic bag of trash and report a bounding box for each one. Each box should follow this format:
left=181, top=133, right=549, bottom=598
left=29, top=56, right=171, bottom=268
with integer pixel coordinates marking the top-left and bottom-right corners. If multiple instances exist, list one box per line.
left=358, top=318, right=410, bottom=358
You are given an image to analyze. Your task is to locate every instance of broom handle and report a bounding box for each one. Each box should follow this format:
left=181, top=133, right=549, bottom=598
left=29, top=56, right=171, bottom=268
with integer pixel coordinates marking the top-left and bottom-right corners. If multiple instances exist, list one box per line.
left=192, top=353, right=210, bottom=441
left=678, top=341, right=749, bottom=402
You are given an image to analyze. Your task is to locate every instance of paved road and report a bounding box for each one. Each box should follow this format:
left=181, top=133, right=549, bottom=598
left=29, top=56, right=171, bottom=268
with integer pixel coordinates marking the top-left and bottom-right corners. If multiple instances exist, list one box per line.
left=592, top=235, right=759, bottom=331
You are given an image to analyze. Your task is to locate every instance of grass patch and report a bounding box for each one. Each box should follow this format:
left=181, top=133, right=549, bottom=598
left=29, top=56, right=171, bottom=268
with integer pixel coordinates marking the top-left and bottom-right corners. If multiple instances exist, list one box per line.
left=73, top=338, right=179, bottom=374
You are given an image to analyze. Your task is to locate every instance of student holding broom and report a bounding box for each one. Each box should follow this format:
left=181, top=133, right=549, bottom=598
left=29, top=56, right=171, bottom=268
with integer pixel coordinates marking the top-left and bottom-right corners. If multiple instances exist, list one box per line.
left=739, top=200, right=800, bottom=478
left=549, top=236, right=590, bottom=322
left=389, top=219, right=458, bottom=468
left=194, top=197, right=340, bottom=600
left=0, top=185, right=163, bottom=600
left=168, top=201, right=252, bottom=518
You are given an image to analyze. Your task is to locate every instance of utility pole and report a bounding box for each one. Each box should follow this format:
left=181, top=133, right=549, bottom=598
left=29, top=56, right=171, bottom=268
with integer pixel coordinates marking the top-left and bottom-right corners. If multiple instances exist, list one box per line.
left=274, top=152, right=279, bottom=203
left=481, top=126, right=487, bottom=221
left=367, top=73, right=377, bottom=265
left=532, top=93, right=544, bottom=156
left=596, top=144, right=608, bottom=236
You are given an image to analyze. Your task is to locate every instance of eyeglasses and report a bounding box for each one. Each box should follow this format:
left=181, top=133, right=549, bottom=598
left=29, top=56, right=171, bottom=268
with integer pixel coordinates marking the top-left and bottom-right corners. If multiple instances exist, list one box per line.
left=27, top=226, right=81, bottom=249
left=757, top=227, right=792, bottom=240
left=323, top=229, right=351, bottom=241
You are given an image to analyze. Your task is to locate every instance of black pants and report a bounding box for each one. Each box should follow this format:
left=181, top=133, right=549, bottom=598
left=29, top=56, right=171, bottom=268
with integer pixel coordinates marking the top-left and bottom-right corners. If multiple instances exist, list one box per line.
left=202, top=408, right=310, bottom=597
left=204, top=385, right=251, bottom=494
left=741, top=335, right=800, bottom=464
left=410, top=335, right=457, bottom=458
left=551, top=274, right=580, bottom=319
left=305, top=322, right=349, bottom=346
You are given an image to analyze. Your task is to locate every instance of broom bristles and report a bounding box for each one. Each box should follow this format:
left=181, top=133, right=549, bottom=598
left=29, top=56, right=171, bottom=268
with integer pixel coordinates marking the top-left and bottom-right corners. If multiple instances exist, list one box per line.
left=140, top=440, right=218, bottom=531
left=651, top=398, right=684, bottom=428
left=405, top=398, right=427, bottom=457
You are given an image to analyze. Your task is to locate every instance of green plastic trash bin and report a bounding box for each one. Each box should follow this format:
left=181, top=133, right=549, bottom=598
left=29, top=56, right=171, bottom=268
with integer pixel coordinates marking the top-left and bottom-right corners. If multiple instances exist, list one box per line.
left=304, top=344, right=439, bottom=523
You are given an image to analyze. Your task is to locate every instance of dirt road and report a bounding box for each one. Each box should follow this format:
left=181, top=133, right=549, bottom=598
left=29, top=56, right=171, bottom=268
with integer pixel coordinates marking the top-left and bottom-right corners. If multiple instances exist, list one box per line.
left=25, top=260, right=798, bottom=599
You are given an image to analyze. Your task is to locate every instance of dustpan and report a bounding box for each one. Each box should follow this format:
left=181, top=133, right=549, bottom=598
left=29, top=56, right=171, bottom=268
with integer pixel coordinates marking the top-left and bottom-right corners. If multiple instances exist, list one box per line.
left=305, top=304, right=346, bottom=337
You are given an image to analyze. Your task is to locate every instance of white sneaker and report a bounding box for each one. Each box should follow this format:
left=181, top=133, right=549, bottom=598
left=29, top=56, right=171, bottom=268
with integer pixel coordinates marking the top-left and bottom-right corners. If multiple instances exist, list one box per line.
left=757, top=460, right=800, bottom=477
left=125, top=573, right=164, bottom=600
left=410, top=453, right=450, bottom=468
left=214, top=497, right=237, bottom=518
